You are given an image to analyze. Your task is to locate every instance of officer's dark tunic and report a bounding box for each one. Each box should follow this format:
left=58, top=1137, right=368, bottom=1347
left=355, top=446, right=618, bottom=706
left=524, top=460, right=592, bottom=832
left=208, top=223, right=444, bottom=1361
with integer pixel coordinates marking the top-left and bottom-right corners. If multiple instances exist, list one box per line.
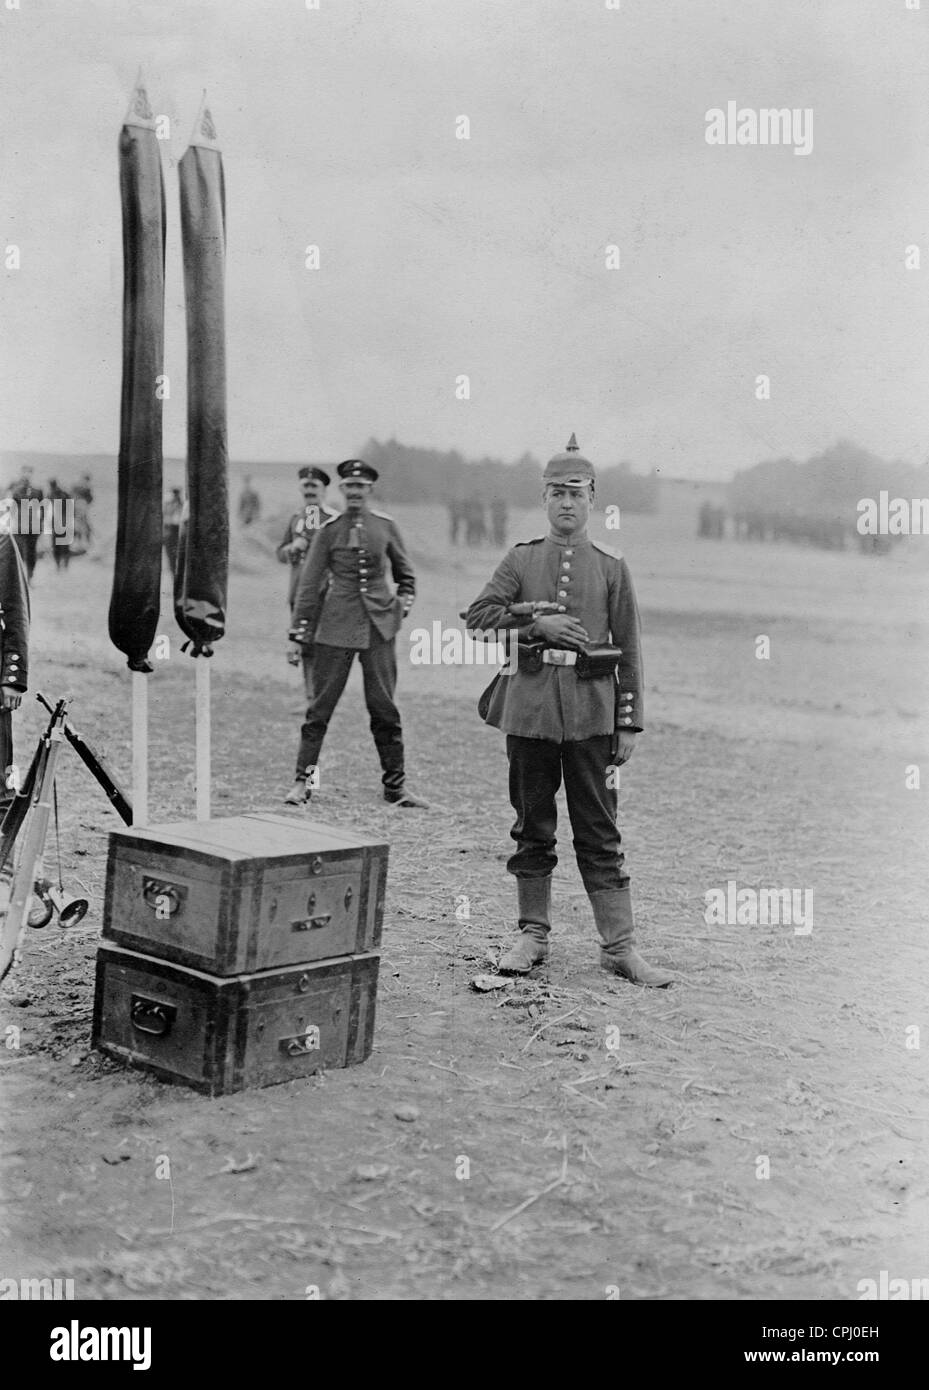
left=291, top=508, right=416, bottom=790
left=277, top=503, right=340, bottom=608
left=277, top=503, right=340, bottom=700
left=466, top=533, right=643, bottom=892
left=0, top=532, right=30, bottom=805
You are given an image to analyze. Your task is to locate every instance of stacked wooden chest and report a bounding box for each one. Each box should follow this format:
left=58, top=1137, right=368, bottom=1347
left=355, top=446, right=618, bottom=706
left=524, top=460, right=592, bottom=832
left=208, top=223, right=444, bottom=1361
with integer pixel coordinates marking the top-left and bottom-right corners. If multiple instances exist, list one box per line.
left=92, top=813, right=388, bottom=1095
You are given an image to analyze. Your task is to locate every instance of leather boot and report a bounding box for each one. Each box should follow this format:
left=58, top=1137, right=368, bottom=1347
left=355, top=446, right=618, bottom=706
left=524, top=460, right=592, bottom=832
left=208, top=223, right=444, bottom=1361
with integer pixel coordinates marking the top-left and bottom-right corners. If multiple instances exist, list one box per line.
left=589, top=886, right=674, bottom=987
left=498, top=876, right=551, bottom=974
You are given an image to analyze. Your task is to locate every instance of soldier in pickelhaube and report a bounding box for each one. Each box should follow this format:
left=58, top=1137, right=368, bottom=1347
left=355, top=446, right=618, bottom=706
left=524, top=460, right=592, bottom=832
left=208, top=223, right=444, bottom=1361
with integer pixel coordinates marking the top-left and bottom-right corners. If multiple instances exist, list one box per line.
left=277, top=465, right=340, bottom=700
left=285, top=459, right=428, bottom=808
left=465, top=436, right=674, bottom=985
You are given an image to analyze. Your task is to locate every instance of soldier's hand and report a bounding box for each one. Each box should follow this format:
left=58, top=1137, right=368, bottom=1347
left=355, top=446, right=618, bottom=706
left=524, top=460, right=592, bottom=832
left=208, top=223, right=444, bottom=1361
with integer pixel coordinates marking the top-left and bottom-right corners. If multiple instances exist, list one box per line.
left=533, top=613, right=589, bottom=650
left=0, top=685, right=22, bottom=712
left=610, top=729, right=636, bottom=765
left=289, top=620, right=313, bottom=650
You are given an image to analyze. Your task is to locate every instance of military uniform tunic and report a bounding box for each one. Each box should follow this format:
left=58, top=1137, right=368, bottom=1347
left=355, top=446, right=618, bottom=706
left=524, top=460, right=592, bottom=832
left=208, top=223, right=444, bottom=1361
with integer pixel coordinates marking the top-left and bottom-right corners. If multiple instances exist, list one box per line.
left=292, top=509, right=415, bottom=648
left=465, top=534, right=644, bottom=741
left=277, top=503, right=340, bottom=608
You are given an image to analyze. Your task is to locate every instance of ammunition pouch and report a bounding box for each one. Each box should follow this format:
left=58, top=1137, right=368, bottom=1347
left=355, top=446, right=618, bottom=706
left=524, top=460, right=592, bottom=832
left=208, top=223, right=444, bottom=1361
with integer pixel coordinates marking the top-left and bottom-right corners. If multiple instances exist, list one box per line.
left=576, top=644, right=624, bottom=680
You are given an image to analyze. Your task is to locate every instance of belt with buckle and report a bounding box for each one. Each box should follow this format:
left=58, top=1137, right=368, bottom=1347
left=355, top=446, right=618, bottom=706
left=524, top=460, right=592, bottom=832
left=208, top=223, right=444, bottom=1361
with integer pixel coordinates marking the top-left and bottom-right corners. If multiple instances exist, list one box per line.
left=542, top=648, right=577, bottom=666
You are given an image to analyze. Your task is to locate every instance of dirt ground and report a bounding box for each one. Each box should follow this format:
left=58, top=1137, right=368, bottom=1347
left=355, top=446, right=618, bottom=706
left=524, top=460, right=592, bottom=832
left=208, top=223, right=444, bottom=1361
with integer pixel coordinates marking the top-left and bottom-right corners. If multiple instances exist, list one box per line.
left=1, top=489, right=927, bottom=1300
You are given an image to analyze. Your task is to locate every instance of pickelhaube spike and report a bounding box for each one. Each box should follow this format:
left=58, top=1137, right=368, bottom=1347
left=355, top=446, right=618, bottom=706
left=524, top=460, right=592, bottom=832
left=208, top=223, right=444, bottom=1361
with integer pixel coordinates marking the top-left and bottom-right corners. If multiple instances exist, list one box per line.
left=542, top=432, right=595, bottom=485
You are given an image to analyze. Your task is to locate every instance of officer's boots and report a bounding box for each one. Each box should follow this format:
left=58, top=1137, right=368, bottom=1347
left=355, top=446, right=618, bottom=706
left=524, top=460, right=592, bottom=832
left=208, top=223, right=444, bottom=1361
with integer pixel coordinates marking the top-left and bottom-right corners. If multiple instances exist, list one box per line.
left=590, top=886, right=674, bottom=987
left=379, top=744, right=430, bottom=808
left=498, top=876, right=551, bottom=974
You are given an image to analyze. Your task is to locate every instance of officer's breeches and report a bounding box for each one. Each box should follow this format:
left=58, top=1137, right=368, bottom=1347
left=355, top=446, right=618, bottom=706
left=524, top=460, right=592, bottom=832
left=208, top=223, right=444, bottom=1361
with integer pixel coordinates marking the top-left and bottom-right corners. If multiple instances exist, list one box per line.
left=505, top=734, right=627, bottom=893
left=296, top=631, right=404, bottom=788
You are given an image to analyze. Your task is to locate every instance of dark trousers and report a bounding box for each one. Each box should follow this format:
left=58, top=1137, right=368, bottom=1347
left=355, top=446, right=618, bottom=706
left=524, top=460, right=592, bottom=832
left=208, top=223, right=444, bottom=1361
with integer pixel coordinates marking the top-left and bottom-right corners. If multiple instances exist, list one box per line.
left=13, top=534, right=37, bottom=582
left=296, top=631, right=404, bottom=790
left=505, top=734, right=627, bottom=894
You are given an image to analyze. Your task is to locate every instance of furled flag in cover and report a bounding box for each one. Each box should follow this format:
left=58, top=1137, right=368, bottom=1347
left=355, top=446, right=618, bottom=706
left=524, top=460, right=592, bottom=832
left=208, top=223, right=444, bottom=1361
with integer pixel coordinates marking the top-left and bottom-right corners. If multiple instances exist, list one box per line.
left=108, top=74, right=166, bottom=673
left=175, top=98, right=228, bottom=657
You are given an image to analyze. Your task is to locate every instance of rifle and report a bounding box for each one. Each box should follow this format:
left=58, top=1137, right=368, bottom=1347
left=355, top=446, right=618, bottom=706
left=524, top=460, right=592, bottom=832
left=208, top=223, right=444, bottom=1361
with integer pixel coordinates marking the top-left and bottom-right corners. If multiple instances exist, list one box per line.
left=36, top=692, right=132, bottom=825
left=457, top=599, right=565, bottom=622
left=0, top=694, right=131, bottom=982
left=0, top=700, right=68, bottom=981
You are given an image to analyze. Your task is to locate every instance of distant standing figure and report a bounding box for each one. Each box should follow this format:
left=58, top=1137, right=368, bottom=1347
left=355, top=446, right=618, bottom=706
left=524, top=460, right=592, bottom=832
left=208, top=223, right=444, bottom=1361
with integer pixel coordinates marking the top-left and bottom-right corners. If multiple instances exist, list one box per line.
left=465, top=497, right=486, bottom=546
left=7, top=466, right=43, bottom=582
left=238, top=475, right=261, bottom=526
left=72, top=473, right=94, bottom=553
left=490, top=496, right=508, bottom=548
left=47, top=479, right=73, bottom=570
left=162, top=487, right=184, bottom=576
left=449, top=499, right=462, bottom=545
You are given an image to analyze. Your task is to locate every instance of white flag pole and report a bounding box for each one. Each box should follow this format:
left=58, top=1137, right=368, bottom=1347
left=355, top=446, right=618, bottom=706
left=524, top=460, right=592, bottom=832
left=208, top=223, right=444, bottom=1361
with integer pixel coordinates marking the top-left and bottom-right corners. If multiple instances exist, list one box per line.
left=131, top=672, right=149, bottom=827
left=195, top=659, right=211, bottom=821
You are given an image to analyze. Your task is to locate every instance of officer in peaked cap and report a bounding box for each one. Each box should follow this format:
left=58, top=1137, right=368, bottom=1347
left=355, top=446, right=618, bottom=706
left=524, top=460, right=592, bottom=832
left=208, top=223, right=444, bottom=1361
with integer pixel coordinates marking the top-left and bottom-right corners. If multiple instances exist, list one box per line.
left=277, top=465, right=340, bottom=699
left=285, top=458, right=428, bottom=808
left=465, top=434, right=673, bottom=986
left=337, top=459, right=379, bottom=483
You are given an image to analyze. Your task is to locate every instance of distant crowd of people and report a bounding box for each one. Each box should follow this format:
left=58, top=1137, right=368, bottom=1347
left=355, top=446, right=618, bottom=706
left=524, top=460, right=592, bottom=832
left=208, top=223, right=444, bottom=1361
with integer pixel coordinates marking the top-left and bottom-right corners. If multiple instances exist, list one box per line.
left=2, top=464, right=94, bottom=582
left=448, top=496, right=507, bottom=547
left=700, top=500, right=896, bottom=553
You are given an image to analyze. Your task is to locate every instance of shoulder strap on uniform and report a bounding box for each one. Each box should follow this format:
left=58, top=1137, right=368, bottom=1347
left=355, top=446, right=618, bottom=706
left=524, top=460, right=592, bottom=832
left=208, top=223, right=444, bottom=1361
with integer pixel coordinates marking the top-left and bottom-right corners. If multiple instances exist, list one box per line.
left=591, top=539, right=624, bottom=560
left=368, top=508, right=394, bottom=522
left=514, top=536, right=546, bottom=547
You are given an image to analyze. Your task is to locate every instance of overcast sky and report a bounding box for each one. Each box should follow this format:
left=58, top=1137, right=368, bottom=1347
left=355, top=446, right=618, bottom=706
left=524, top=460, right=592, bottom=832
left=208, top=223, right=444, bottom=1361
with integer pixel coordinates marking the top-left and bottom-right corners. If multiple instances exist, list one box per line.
left=1, top=0, right=927, bottom=479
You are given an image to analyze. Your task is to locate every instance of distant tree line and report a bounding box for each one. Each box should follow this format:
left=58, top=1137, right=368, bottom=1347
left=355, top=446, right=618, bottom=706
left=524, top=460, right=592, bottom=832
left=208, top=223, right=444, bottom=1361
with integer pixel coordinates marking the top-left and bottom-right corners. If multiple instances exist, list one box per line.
left=725, top=441, right=923, bottom=553
left=357, top=438, right=659, bottom=512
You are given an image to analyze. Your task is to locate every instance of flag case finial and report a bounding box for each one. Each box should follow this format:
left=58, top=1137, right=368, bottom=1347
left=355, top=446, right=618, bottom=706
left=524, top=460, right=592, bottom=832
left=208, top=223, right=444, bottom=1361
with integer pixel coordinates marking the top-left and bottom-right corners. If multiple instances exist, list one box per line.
left=124, top=68, right=156, bottom=130
left=188, top=90, right=220, bottom=151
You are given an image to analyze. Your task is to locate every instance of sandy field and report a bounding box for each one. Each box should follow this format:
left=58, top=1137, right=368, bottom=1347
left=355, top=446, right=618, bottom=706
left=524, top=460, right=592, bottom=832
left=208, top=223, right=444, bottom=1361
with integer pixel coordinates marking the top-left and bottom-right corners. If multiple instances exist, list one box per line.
left=1, top=479, right=927, bottom=1300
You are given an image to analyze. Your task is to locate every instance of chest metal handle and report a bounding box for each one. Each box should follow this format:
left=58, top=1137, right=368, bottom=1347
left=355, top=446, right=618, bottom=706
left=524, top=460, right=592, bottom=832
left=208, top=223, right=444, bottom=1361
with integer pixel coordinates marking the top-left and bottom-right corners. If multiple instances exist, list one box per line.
left=291, top=914, right=331, bottom=932
left=130, top=995, right=177, bottom=1037
left=141, top=877, right=187, bottom=917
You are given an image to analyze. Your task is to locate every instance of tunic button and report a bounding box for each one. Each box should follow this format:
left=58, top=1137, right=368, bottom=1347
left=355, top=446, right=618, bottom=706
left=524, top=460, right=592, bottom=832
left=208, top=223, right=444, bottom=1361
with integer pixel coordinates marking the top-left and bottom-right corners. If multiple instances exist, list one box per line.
left=622, top=717, right=632, bottom=725
left=565, top=549, right=573, bottom=556
left=557, top=590, right=567, bottom=598
left=562, top=561, right=571, bottom=569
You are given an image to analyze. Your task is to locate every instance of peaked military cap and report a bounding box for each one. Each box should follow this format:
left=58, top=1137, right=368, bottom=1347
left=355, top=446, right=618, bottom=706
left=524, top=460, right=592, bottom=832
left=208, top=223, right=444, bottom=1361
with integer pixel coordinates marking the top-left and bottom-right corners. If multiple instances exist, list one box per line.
left=542, top=433, right=596, bottom=486
left=298, top=465, right=331, bottom=485
left=337, top=458, right=379, bottom=483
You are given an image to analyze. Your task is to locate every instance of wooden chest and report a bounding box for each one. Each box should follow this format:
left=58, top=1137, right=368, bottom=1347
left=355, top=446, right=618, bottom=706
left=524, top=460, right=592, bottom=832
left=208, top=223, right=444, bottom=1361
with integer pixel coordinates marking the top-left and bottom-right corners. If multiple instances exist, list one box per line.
left=92, top=945, right=379, bottom=1096
left=102, top=813, right=388, bottom=976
